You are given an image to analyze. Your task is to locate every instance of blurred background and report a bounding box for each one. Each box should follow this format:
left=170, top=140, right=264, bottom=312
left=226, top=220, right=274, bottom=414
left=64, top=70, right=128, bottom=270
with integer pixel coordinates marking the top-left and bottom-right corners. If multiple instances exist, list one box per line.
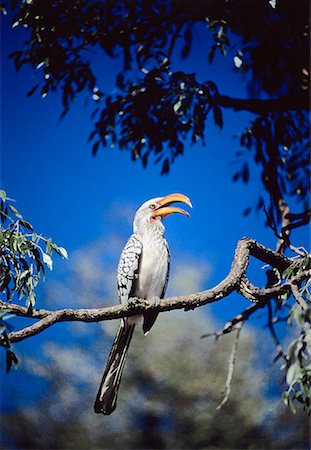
left=0, top=1, right=310, bottom=449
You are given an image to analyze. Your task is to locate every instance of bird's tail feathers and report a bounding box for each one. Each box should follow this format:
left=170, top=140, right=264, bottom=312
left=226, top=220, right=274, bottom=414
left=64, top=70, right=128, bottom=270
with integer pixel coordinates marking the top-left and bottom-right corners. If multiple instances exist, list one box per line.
left=94, top=320, right=135, bottom=415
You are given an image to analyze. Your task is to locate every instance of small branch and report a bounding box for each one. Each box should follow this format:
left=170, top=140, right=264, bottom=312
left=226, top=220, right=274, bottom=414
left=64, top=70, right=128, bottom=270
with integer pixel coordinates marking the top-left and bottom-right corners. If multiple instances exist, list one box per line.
left=201, top=300, right=268, bottom=340
left=216, top=322, right=244, bottom=410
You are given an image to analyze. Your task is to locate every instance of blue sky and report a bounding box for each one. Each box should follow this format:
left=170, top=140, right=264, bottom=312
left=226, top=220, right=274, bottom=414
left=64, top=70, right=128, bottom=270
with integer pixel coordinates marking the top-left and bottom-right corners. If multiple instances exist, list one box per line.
left=0, top=11, right=310, bottom=416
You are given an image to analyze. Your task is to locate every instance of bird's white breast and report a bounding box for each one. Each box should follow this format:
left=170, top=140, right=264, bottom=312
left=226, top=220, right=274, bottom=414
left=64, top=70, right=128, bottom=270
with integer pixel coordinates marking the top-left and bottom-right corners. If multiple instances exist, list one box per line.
left=135, top=233, right=168, bottom=300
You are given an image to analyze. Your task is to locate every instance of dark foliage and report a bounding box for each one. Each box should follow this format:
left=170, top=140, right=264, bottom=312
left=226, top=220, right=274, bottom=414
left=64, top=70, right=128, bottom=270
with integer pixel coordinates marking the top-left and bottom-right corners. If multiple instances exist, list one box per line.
left=2, top=0, right=310, bottom=217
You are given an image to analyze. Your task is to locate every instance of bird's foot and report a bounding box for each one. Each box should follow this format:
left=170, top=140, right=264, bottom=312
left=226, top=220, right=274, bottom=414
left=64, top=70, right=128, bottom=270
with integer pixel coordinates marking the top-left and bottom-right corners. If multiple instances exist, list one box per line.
left=150, top=296, right=161, bottom=307
left=128, top=297, right=144, bottom=308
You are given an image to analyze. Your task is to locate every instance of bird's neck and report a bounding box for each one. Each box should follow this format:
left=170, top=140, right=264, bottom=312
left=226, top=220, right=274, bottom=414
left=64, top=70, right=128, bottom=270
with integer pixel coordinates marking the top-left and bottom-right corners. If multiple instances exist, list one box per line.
left=135, top=220, right=165, bottom=239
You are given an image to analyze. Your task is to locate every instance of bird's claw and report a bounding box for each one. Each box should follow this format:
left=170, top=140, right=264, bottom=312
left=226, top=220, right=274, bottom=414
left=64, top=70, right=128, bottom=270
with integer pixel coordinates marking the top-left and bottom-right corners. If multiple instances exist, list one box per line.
left=151, top=296, right=161, bottom=307
left=127, top=297, right=143, bottom=308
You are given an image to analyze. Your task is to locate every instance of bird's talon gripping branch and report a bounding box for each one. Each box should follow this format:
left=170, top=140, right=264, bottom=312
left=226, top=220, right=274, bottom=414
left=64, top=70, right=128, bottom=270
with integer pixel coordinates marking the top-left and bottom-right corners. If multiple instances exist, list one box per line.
left=151, top=296, right=161, bottom=307
left=127, top=297, right=142, bottom=308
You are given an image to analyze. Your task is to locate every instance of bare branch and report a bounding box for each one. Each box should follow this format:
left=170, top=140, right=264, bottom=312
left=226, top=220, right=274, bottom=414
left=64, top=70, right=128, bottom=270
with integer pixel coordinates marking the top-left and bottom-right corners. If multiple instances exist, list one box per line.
left=216, top=321, right=244, bottom=410
left=1, top=237, right=309, bottom=346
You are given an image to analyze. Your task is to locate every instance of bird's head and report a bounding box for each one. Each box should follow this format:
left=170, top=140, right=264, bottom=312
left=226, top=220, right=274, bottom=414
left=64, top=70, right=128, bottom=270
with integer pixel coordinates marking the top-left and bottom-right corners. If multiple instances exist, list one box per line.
left=133, top=193, right=192, bottom=235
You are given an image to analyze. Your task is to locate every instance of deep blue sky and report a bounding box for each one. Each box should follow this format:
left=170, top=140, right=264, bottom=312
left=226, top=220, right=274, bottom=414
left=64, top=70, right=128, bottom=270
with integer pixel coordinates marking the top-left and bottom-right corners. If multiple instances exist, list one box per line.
left=0, top=10, right=309, bottom=411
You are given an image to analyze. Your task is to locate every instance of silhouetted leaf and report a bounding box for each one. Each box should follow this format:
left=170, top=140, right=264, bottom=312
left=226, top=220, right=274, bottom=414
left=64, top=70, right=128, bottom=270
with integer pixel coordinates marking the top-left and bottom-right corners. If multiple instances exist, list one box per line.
left=161, top=158, right=169, bottom=175
left=243, top=207, right=252, bottom=217
left=213, top=105, right=223, bottom=128
left=92, top=141, right=100, bottom=156
left=26, top=84, right=40, bottom=97
left=232, top=172, right=240, bottom=182
left=6, top=350, right=18, bottom=373
left=242, top=163, right=249, bottom=183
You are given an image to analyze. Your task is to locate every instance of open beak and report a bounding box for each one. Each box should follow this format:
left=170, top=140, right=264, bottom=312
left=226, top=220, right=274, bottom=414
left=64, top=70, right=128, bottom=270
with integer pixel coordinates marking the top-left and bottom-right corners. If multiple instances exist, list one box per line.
left=153, top=193, right=192, bottom=218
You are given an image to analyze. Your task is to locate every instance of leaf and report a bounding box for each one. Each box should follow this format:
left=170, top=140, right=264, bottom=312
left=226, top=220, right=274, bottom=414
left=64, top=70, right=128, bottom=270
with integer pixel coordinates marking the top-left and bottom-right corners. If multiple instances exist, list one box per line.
left=9, top=205, right=23, bottom=218
left=0, top=190, right=6, bottom=201
left=20, top=220, right=33, bottom=231
left=26, top=292, right=36, bottom=308
left=92, top=141, right=100, bottom=156
left=57, top=247, right=68, bottom=259
left=173, top=100, right=182, bottom=113
left=213, top=105, right=223, bottom=128
left=243, top=207, right=252, bottom=217
left=208, top=44, right=217, bottom=63
left=181, top=27, right=192, bottom=59
left=116, top=73, right=124, bottom=89
left=161, top=158, right=170, bottom=175
left=42, top=253, right=53, bottom=270
left=286, top=362, right=302, bottom=386
left=282, top=391, right=296, bottom=414
left=27, top=84, right=40, bottom=97
left=46, top=238, right=52, bottom=255
left=6, top=350, right=19, bottom=373
left=242, top=163, right=249, bottom=183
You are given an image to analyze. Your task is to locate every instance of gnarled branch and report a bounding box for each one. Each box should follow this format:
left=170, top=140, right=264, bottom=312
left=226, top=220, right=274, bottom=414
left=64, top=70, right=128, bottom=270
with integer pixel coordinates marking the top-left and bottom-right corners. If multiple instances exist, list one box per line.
left=0, top=237, right=309, bottom=345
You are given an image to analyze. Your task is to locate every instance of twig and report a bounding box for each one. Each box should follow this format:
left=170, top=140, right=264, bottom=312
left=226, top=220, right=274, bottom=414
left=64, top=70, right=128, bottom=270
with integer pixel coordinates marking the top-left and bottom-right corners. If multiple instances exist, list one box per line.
left=201, top=302, right=265, bottom=339
left=216, top=321, right=244, bottom=410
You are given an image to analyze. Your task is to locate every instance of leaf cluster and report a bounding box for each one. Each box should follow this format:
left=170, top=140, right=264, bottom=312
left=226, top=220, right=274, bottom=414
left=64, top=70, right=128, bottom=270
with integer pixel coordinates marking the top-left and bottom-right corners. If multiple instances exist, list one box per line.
left=0, top=190, right=68, bottom=307
left=280, top=256, right=311, bottom=414
left=282, top=306, right=311, bottom=415
left=90, top=66, right=222, bottom=174
left=0, top=190, right=68, bottom=370
left=234, top=111, right=310, bottom=221
left=4, top=0, right=309, bottom=98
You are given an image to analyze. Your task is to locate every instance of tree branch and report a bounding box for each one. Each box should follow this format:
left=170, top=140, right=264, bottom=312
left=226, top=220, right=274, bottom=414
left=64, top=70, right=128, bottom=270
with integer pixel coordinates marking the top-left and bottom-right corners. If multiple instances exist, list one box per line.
left=217, top=93, right=310, bottom=114
left=1, top=238, right=309, bottom=345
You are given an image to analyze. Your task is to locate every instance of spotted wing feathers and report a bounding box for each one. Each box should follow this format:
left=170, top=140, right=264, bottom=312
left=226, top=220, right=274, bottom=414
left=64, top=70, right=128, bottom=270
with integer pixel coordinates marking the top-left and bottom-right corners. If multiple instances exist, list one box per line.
left=117, top=234, right=142, bottom=305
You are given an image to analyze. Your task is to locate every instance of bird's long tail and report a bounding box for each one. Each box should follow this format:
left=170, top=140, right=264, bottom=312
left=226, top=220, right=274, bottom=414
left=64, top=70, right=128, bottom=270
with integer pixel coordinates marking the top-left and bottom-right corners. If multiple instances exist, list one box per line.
left=94, top=319, right=135, bottom=415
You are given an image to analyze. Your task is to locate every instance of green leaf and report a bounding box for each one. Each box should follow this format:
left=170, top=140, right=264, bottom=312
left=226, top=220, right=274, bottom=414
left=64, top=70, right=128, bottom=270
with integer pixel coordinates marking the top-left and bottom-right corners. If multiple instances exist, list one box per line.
left=46, top=238, right=52, bottom=255
left=286, top=362, right=302, bottom=386
left=42, top=252, right=53, bottom=270
left=0, top=190, right=6, bottom=201
left=57, top=247, right=68, bottom=259
left=20, top=220, right=33, bottom=231
left=9, top=205, right=23, bottom=219
left=173, top=100, right=182, bottom=113
left=26, top=292, right=36, bottom=307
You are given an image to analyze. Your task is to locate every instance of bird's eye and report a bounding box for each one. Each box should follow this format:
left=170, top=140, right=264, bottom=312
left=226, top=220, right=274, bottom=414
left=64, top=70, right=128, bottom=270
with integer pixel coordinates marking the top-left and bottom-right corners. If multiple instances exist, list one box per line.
left=149, top=203, right=156, bottom=210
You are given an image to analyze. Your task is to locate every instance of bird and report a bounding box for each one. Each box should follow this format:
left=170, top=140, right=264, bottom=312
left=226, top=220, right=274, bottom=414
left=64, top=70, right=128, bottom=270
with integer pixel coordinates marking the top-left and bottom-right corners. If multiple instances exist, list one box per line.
left=94, top=193, right=192, bottom=415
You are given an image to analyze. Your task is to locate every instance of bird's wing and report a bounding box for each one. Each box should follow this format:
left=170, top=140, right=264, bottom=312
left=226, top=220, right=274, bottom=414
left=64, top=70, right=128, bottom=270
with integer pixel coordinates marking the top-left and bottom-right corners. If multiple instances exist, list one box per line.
left=117, top=234, right=143, bottom=305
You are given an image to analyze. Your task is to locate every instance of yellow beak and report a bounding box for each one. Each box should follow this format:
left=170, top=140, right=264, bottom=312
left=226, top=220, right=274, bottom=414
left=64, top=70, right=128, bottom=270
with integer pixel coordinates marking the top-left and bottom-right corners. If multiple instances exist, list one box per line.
left=153, top=193, right=192, bottom=218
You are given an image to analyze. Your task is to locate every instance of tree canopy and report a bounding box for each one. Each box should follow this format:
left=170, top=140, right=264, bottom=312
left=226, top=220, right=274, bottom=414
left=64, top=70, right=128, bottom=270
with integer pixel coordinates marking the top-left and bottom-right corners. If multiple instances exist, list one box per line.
left=2, top=0, right=310, bottom=220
